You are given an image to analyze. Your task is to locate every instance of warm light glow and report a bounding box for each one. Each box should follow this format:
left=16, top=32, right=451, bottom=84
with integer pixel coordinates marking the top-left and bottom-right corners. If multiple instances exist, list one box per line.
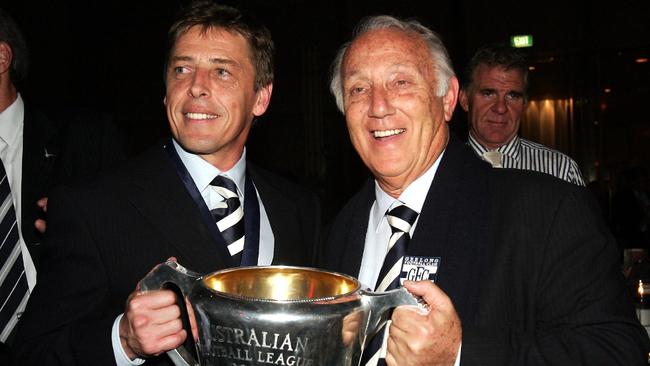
left=604, top=88, right=611, bottom=93
left=203, top=266, right=359, bottom=301
left=268, top=273, right=294, bottom=300
left=636, top=58, right=648, bottom=64
left=528, top=66, right=536, bottom=71
left=639, top=280, right=644, bottom=297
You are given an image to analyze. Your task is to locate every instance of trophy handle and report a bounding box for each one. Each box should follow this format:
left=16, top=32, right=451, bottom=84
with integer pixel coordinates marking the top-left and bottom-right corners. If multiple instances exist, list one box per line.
left=362, top=287, right=427, bottom=343
left=139, top=260, right=201, bottom=366
left=140, top=260, right=199, bottom=294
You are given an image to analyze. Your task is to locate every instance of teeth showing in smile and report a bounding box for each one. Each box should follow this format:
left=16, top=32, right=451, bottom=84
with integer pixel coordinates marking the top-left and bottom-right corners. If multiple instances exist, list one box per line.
left=185, top=112, right=218, bottom=120
left=373, top=129, right=405, bottom=138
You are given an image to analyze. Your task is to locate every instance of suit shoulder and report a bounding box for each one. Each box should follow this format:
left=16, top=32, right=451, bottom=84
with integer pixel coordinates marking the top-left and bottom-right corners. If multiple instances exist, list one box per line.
left=494, top=167, right=574, bottom=187
left=489, top=168, right=588, bottom=206
left=249, top=164, right=317, bottom=201
left=51, top=144, right=170, bottom=198
left=329, top=179, right=374, bottom=225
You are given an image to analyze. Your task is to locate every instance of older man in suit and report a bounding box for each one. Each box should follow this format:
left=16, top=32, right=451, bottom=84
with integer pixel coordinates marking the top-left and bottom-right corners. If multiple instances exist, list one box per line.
left=14, top=2, right=320, bottom=365
left=320, top=15, right=648, bottom=365
left=0, top=7, right=126, bottom=362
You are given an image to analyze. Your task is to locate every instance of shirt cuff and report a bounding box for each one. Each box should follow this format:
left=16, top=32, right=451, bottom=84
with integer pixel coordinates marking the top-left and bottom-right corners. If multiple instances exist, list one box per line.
left=112, top=313, right=146, bottom=365
left=454, top=342, right=462, bottom=366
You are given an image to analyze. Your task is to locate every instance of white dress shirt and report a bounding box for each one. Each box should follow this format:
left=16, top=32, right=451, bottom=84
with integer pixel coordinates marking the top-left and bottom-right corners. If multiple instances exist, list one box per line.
left=359, top=150, right=461, bottom=366
left=358, top=152, right=442, bottom=289
left=112, top=140, right=275, bottom=365
left=0, top=94, right=36, bottom=292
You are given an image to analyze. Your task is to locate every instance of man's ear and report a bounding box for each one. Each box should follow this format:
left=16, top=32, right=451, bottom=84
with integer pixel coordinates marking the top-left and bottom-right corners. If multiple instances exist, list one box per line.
left=253, top=83, right=273, bottom=117
left=442, top=76, right=459, bottom=122
left=459, top=88, right=469, bottom=112
left=0, top=42, right=12, bottom=75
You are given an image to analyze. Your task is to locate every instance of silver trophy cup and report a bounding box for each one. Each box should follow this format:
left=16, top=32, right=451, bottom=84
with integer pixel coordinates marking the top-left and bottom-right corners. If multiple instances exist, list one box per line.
left=140, top=260, right=422, bottom=366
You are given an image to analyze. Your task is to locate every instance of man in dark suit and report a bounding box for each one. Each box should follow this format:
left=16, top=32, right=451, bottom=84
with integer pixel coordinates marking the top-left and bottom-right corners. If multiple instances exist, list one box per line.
left=0, top=7, right=126, bottom=362
left=14, top=2, right=320, bottom=365
left=320, top=15, right=648, bottom=365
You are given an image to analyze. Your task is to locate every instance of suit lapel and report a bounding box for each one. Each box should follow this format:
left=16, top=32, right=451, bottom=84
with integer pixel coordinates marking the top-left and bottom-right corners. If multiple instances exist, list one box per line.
left=20, top=107, right=58, bottom=255
left=248, top=165, right=298, bottom=264
left=408, top=136, right=490, bottom=323
left=334, top=179, right=375, bottom=278
left=124, top=145, right=227, bottom=273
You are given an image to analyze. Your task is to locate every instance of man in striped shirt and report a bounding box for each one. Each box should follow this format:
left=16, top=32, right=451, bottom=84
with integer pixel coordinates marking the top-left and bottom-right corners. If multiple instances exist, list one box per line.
left=459, top=44, right=585, bottom=186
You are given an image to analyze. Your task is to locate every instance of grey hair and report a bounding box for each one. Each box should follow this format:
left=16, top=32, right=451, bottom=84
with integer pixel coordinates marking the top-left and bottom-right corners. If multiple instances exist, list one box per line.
left=463, top=43, right=529, bottom=99
left=329, top=15, right=455, bottom=113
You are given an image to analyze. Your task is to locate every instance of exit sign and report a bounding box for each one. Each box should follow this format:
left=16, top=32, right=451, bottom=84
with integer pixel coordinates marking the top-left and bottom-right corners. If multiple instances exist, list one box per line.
left=511, top=35, right=533, bottom=48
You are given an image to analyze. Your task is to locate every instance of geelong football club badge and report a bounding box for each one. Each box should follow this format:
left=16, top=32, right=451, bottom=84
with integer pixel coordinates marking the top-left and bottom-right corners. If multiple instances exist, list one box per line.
left=401, top=256, right=440, bottom=284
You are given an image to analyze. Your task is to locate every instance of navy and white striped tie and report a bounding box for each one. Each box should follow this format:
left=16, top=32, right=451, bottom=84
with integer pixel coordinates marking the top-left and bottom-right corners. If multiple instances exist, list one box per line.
left=209, top=175, right=245, bottom=264
left=0, top=160, right=29, bottom=343
left=362, top=201, right=419, bottom=366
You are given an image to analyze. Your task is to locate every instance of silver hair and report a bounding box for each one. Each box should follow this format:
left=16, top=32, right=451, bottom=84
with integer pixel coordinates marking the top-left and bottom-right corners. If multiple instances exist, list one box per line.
left=329, top=15, right=455, bottom=113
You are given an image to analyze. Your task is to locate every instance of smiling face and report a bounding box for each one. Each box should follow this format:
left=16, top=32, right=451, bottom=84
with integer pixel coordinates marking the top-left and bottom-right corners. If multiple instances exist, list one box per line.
left=460, top=64, right=526, bottom=150
left=165, top=26, right=272, bottom=170
left=341, top=28, right=458, bottom=197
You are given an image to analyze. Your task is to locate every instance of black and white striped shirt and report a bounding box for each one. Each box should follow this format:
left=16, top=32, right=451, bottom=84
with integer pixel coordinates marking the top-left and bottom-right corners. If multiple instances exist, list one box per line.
left=468, top=134, right=586, bottom=186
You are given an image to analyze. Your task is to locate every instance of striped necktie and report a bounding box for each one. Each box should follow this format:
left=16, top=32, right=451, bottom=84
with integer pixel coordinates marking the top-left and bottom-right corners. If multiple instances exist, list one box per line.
left=209, top=175, right=245, bottom=265
left=362, top=201, right=419, bottom=366
left=0, top=160, right=29, bottom=343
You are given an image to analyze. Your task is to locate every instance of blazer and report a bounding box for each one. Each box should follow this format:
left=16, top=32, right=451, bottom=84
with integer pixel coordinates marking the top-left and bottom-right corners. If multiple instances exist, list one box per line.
left=319, top=136, right=649, bottom=365
left=14, top=143, right=320, bottom=366
left=20, top=104, right=128, bottom=269
left=0, top=102, right=127, bottom=364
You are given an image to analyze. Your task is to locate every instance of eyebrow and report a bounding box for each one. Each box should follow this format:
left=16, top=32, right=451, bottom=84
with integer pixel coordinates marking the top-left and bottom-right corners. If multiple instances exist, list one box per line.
left=170, top=55, right=241, bottom=68
left=478, top=87, right=523, bottom=96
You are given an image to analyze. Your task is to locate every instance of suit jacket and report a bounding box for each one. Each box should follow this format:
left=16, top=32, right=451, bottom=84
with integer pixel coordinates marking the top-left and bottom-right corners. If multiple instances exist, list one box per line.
left=14, top=143, right=320, bottom=366
left=20, top=103, right=128, bottom=269
left=319, top=136, right=649, bottom=365
left=0, top=102, right=127, bottom=364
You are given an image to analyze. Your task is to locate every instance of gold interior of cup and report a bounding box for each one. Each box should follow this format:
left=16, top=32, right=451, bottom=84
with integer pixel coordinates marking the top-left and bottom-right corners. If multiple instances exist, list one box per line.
left=202, top=267, right=359, bottom=301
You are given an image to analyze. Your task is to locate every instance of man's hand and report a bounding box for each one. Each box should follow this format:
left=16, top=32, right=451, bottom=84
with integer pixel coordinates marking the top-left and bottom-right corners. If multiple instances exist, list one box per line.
left=34, top=197, right=48, bottom=233
left=386, top=280, right=462, bottom=366
left=119, top=289, right=187, bottom=360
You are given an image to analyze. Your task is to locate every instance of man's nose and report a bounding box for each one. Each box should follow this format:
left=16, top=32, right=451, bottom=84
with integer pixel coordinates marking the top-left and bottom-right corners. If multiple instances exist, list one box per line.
left=368, top=88, right=395, bottom=118
left=491, top=96, right=507, bottom=114
left=189, top=71, right=210, bottom=98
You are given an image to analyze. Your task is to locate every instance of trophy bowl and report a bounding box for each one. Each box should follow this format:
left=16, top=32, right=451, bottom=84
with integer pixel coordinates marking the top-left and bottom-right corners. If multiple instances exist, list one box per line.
left=140, top=261, right=421, bottom=366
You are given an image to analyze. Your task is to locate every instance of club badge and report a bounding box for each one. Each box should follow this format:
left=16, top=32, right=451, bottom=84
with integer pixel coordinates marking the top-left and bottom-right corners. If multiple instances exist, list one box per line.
left=401, top=256, right=441, bottom=283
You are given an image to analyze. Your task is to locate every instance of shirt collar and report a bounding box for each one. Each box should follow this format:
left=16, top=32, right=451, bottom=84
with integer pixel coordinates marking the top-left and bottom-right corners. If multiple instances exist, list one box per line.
left=496, top=134, right=521, bottom=161
left=0, top=93, right=24, bottom=147
left=468, top=133, right=521, bottom=161
left=171, top=139, right=247, bottom=198
left=371, top=149, right=444, bottom=230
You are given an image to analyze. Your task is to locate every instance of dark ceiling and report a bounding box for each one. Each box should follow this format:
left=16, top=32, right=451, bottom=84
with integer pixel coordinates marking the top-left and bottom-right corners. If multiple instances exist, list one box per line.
left=5, top=0, right=650, bottom=217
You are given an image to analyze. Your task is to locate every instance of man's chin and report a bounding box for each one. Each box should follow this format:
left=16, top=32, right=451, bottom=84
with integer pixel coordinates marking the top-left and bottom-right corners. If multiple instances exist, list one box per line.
left=174, top=138, right=219, bottom=155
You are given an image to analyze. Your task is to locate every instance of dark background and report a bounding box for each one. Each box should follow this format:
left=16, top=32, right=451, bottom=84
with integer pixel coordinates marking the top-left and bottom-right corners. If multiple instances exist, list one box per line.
left=4, top=0, right=650, bottom=221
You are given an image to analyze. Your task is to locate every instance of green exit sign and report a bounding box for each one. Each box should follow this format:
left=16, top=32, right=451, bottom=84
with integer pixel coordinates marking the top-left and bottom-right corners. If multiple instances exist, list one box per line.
left=511, top=35, right=533, bottom=48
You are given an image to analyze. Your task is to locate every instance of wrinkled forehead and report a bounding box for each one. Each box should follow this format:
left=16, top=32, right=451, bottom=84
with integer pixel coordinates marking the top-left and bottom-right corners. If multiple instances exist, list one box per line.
left=342, top=28, right=434, bottom=77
